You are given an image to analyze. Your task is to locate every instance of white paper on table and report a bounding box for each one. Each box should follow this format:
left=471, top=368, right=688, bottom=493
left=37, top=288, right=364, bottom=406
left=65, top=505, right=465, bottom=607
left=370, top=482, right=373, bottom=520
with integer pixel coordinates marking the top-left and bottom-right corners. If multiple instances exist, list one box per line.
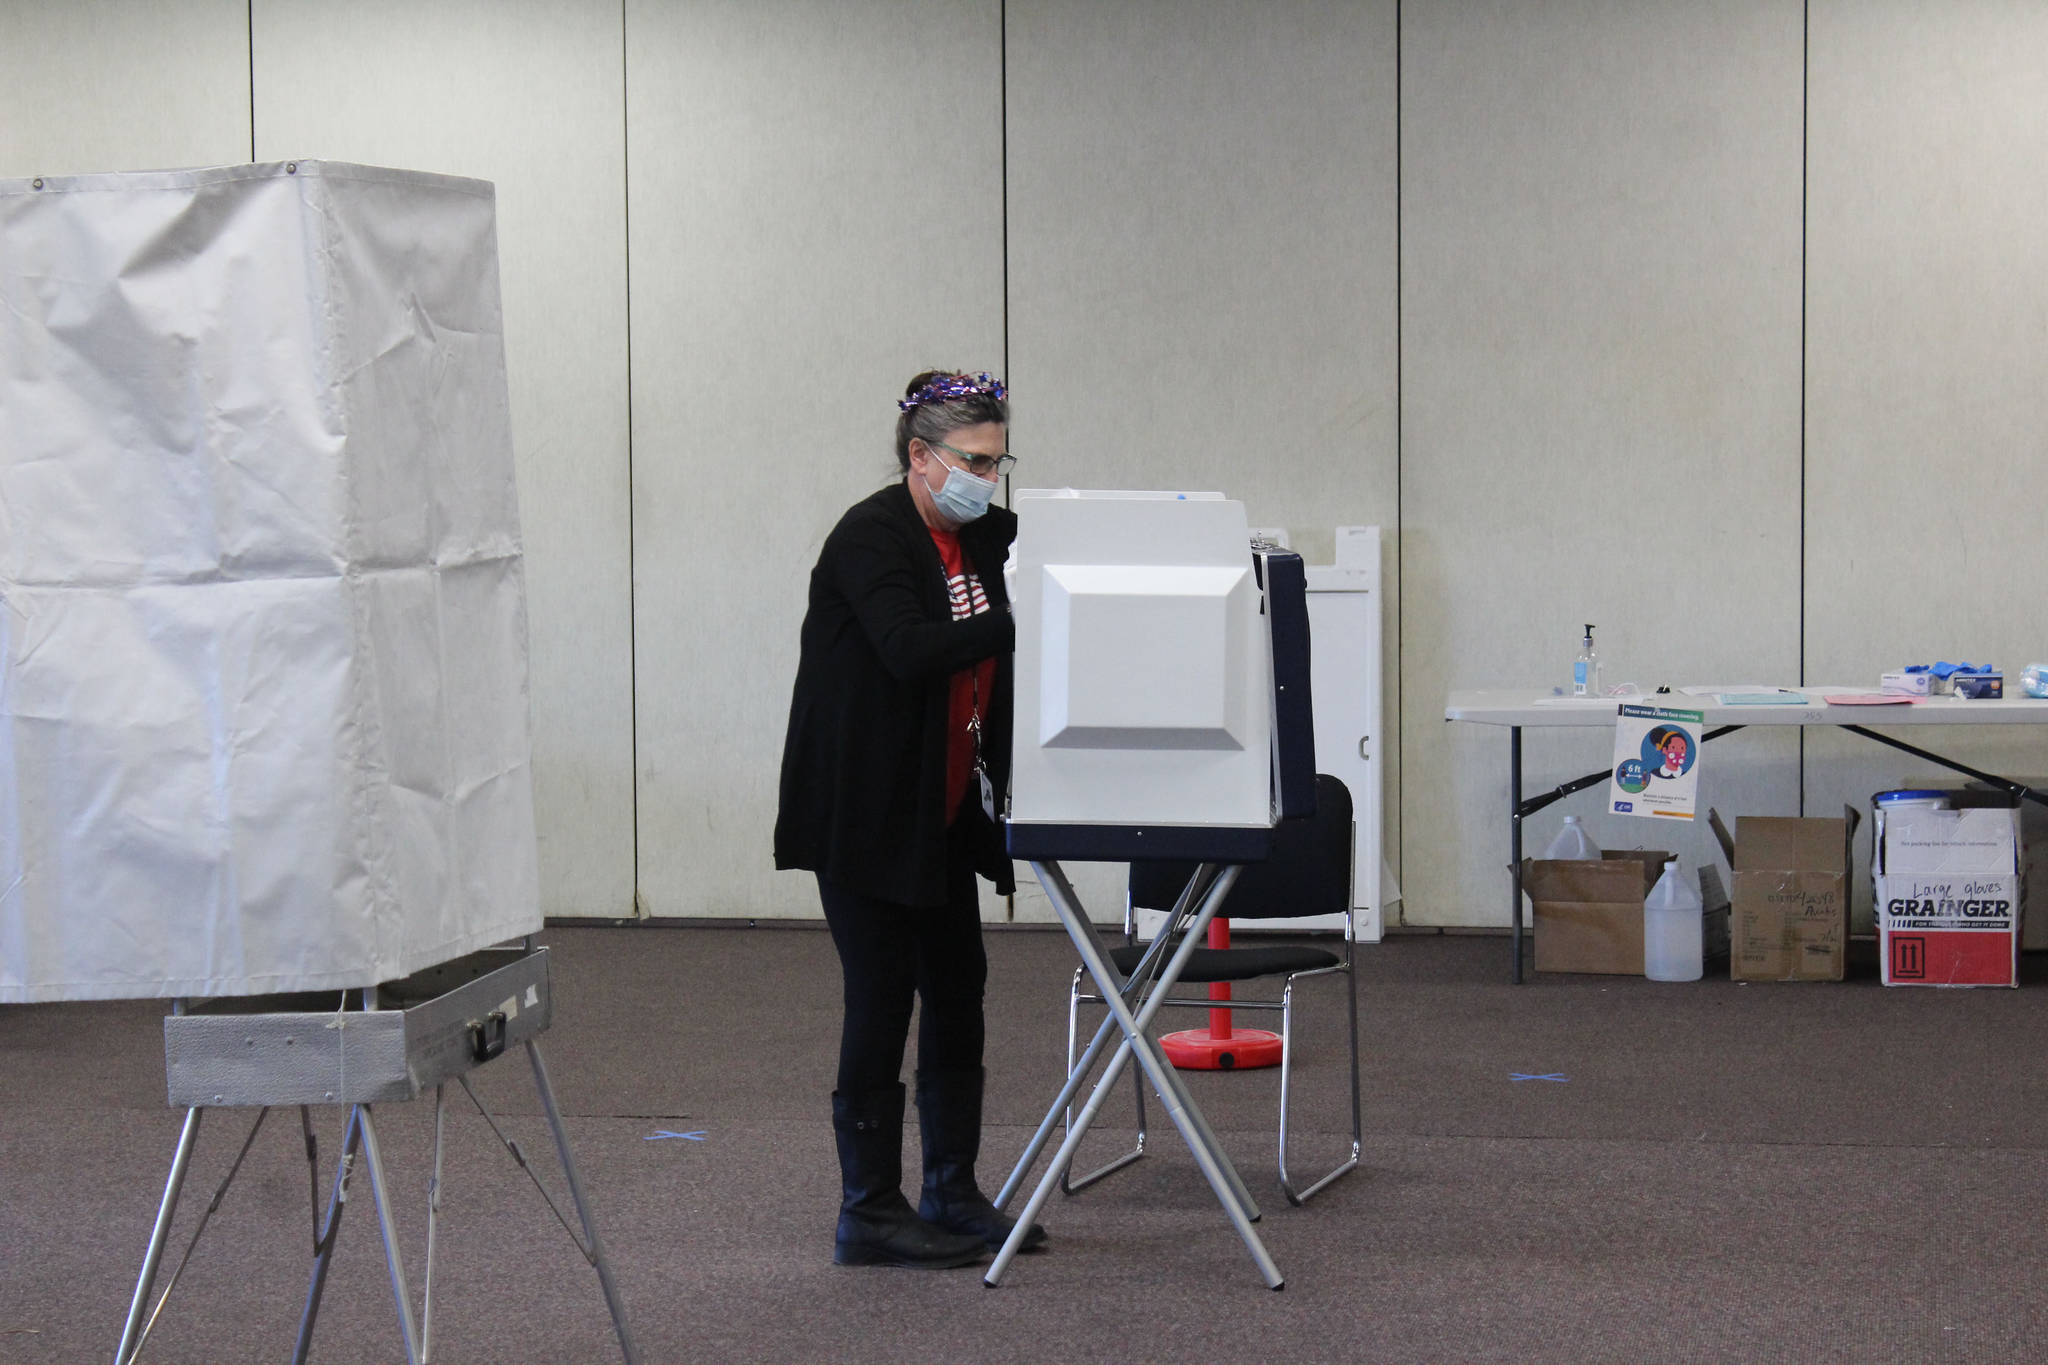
left=0, top=162, right=541, bottom=1002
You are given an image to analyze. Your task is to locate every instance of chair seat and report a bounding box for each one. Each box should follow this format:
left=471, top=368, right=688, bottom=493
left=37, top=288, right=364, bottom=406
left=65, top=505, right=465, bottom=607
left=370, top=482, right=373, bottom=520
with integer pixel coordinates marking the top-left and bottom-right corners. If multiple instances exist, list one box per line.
left=1106, top=942, right=1340, bottom=985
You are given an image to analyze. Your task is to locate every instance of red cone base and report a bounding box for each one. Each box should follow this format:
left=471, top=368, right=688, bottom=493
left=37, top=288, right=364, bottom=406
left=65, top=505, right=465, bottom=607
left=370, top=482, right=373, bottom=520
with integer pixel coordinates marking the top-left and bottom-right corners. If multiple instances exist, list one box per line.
left=1160, top=1026, right=1283, bottom=1070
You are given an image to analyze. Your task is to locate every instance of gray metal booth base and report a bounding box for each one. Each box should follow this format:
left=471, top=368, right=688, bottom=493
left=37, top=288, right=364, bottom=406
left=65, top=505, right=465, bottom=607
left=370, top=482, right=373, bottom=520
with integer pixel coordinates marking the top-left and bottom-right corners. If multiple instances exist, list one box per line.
left=117, top=946, right=639, bottom=1365
left=988, top=858, right=1285, bottom=1290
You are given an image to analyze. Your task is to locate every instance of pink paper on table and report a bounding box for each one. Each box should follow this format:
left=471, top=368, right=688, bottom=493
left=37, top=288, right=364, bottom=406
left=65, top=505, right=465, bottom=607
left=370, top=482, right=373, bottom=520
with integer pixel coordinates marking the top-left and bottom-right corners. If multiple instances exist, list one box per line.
left=1822, top=694, right=1919, bottom=706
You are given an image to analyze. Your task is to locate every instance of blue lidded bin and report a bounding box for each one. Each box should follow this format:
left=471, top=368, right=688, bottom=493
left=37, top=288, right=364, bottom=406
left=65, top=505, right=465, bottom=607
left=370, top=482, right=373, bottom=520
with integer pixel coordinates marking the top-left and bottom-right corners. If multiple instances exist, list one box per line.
left=1873, top=789, right=1950, bottom=812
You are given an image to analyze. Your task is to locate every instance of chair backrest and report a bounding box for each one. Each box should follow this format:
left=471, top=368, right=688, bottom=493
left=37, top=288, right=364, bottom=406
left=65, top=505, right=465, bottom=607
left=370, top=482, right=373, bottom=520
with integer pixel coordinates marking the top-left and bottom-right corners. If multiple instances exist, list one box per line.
left=1127, top=774, right=1353, bottom=922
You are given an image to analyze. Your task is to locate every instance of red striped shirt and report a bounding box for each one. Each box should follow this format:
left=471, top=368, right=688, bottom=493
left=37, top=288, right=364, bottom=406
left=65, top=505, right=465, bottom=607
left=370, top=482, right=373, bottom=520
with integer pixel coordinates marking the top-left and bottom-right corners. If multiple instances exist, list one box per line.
left=927, top=526, right=997, bottom=822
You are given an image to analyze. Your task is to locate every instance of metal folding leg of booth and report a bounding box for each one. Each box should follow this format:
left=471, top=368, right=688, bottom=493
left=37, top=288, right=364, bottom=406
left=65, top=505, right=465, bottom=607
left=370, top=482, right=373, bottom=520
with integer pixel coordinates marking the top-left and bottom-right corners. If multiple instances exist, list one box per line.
left=114, top=948, right=638, bottom=1365
left=116, top=1041, right=636, bottom=1365
left=986, top=860, right=1285, bottom=1290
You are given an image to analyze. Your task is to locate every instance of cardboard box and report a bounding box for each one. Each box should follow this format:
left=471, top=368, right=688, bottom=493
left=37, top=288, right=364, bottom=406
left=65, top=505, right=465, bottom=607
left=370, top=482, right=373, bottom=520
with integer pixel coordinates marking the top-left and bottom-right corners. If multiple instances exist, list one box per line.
left=1523, top=852, right=1667, bottom=974
left=1952, top=672, right=2004, bottom=700
left=1709, top=808, right=1858, bottom=982
left=1524, top=851, right=1729, bottom=976
left=1873, top=807, right=2021, bottom=987
left=1929, top=780, right=2047, bottom=950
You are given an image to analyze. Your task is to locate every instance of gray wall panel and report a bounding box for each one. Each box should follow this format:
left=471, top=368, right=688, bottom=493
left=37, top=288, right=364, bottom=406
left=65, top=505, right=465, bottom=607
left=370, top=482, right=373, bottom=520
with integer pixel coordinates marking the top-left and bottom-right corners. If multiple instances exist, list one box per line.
left=627, top=0, right=1006, bottom=918
left=0, top=0, right=249, bottom=176
left=254, top=0, right=637, bottom=919
left=1004, top=0, right=1400, bottom=921
left=1805, top=0, right=2048, bottom=926
left=18, top=0, right=2048, bottom=943
left=1403, top=0, right=1805, bottom=925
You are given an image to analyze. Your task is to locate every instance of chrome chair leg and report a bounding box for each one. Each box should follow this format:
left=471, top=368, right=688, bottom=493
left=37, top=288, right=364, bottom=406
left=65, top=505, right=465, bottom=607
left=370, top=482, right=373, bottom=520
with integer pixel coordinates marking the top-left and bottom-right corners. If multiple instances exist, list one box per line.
left=1061, top=969, right=1148, bottom=1194
left=1049, top=879, right=1200, bottom=1199
left=1276, top=956, right=1362, bottom=1206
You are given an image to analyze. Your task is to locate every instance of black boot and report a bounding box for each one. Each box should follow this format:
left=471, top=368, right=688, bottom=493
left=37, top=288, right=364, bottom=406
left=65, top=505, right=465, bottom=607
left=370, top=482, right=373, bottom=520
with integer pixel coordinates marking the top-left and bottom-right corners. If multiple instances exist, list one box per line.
left=916, top=1068, right=1048, bottom=1253
left=832, top=1085, right=986, bottom=1268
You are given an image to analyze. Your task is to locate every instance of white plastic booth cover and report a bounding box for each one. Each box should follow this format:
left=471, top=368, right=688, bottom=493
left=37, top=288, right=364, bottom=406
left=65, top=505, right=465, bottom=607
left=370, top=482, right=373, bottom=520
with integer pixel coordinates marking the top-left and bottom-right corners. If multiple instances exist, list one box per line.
left=1006, top=489, right=1272, bottom=834
left=0, top=161, right=541, bottom=1002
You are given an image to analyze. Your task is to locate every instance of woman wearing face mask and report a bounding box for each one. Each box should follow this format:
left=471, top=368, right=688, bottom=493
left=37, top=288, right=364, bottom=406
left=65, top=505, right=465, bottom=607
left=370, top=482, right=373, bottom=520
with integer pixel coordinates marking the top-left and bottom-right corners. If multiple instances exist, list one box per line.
left=775, top=370, right=1046, bottom=1268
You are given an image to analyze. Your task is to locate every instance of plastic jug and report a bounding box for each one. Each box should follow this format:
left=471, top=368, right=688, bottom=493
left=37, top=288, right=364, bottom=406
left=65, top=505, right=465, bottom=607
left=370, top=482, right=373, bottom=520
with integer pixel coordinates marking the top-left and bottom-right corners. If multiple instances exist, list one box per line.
left=1643, top=858, right=1703, bottom=981
left=1542, top=815, right=1601, bottom=860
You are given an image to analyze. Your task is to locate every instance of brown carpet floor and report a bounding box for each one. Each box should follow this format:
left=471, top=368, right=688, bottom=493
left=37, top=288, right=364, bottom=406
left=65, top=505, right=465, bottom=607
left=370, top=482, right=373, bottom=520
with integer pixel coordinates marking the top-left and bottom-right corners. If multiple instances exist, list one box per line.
left=4, top=926, right=2047, bottom=1364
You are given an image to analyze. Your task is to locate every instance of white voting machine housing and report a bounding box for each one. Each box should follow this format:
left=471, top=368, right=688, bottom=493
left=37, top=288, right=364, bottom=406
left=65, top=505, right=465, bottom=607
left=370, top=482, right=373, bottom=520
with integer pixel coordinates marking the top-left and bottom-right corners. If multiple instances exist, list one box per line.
left=0, top=161, right=541, bottom=1002
left=1004, top=488, right=1316, bottom=859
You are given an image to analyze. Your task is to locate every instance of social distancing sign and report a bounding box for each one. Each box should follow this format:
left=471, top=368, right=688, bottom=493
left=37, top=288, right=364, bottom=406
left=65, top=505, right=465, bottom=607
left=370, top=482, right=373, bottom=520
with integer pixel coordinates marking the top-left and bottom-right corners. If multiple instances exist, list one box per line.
left=1608, top=705, right=1703, bottom=821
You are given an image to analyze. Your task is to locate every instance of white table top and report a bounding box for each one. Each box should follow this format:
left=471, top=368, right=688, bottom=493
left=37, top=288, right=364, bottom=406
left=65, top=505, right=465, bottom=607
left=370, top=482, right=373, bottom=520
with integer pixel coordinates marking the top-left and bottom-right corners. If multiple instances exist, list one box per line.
left=1444, top=688, right=2048, bottom=728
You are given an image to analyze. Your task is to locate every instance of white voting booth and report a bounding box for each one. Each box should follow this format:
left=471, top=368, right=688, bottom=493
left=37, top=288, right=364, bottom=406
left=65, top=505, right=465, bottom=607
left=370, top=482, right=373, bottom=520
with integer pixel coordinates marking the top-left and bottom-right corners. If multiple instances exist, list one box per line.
left=1012, top=523, right=1390, bottom=943
left=0, top=162, right=633, bottom=1364
left=991, top=488, right=1315, bottom=1289
left=1006, top=490, right=1304, bottom=849
left=0, top=161, right=541, bottom=1004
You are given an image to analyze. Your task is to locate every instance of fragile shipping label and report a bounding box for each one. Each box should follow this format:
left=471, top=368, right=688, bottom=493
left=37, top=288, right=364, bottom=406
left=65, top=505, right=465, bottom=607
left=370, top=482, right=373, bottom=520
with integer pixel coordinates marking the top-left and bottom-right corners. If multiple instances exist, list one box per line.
left=1608, top=705, right=1703, bottom=821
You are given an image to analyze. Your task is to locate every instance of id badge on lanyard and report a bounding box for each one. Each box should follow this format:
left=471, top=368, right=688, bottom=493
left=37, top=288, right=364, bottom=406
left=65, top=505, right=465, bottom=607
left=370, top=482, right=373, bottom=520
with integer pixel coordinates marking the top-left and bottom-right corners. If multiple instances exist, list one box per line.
left=969, top=671, right=995, bottom=822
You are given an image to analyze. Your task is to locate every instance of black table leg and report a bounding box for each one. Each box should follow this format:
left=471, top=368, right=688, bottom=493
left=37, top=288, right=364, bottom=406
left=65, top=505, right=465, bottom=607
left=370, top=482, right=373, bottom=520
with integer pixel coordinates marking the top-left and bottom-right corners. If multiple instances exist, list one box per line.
left=1510, top=726, right=1524, bottom=985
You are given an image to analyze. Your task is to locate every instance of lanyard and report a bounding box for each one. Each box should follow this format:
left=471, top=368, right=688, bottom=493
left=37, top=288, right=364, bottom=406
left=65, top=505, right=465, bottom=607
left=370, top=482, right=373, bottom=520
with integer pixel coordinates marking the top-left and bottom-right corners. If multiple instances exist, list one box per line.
left=968, top=652, right=994, bottom=821
left=967, top=668, right=982, bottom=757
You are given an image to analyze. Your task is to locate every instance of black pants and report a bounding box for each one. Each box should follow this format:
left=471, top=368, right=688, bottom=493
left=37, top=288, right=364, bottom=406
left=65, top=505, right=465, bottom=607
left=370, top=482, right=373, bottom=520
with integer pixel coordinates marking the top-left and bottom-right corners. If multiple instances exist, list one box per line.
left=817, top=820, right=988, bottom=1095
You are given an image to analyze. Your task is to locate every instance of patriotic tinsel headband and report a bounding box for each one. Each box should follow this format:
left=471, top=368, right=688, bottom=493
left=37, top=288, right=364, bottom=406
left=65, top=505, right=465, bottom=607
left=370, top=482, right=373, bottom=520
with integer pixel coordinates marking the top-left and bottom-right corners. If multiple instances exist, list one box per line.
left=898, top=372, right=1007, bottom=412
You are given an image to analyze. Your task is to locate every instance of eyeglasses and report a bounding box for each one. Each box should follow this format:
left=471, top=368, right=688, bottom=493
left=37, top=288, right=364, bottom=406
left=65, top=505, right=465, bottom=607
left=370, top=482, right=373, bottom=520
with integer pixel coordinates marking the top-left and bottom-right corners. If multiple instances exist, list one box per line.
left=927, top=439, right=1016, bottom=479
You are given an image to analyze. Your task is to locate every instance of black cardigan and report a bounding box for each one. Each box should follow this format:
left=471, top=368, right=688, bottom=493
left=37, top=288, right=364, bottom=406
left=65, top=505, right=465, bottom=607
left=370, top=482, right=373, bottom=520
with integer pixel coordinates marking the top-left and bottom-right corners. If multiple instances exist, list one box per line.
left=774, top=480, right=1018, bottom=907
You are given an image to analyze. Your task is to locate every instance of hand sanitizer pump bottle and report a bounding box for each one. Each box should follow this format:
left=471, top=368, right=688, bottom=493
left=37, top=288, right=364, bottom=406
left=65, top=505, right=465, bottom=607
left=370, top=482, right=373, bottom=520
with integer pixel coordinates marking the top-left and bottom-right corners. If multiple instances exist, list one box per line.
left=1574, top=624, right=1600, bottom=697
left=1643, top=859, right=1704, bottom=981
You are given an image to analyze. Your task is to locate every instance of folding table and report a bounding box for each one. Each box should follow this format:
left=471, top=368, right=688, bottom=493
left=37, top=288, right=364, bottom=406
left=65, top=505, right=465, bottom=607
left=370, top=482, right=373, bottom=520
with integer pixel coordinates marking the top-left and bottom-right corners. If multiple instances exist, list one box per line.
left=1444, top=690, right=2048, bottom=983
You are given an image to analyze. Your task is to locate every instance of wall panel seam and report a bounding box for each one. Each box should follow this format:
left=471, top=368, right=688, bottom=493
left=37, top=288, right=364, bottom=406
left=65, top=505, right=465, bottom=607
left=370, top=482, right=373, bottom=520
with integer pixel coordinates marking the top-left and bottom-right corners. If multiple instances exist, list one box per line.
left=999, top=0, right=1010, bottom=388
left=1000, top=0, right=1012, bottom=922
left=246, top=0, right=256, bottom=161
left=1798, top=0, right=1809, bottom=816
left=1394, top=0, right=1405, bottom=924
left=623, top=0, right=643, bottom=912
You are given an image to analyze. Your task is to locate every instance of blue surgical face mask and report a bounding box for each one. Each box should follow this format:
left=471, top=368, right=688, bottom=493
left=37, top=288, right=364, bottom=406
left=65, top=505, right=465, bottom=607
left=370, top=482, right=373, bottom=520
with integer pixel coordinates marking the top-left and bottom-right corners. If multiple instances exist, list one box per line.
left=922, top=452, right=999, bottom=524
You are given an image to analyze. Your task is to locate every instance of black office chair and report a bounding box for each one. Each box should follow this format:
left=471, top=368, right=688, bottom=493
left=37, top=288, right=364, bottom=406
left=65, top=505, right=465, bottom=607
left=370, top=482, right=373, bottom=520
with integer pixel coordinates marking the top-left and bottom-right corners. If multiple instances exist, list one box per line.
left=1062, top=773, right=1362, bottom=1206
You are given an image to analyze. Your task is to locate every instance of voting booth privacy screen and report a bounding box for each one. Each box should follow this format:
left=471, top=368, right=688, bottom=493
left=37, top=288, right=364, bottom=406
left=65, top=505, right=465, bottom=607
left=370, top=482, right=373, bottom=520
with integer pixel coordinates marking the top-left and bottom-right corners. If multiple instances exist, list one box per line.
left=0, top=162, right=541, bottom=1003
left=1005, top=489, right=1314, bottom=862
